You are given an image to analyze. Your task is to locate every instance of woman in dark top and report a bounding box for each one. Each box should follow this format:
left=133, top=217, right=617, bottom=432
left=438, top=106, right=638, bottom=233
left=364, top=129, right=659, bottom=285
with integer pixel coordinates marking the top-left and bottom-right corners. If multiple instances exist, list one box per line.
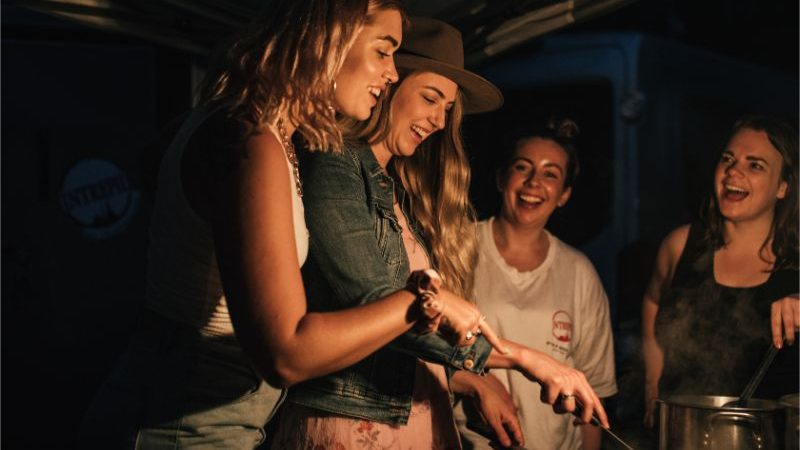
left=641, top=115, right=799, bottom=426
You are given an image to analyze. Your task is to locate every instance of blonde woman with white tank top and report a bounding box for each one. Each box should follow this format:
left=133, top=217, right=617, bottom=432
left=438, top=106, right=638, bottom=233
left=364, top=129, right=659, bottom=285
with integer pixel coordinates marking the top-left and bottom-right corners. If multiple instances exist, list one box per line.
left=79, top=2, right=505, bottom=448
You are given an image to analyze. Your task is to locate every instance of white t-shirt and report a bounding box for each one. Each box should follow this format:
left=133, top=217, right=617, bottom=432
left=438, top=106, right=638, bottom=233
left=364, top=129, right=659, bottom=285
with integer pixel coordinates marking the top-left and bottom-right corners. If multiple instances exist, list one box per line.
left=458, top=218, right=617, bottom=450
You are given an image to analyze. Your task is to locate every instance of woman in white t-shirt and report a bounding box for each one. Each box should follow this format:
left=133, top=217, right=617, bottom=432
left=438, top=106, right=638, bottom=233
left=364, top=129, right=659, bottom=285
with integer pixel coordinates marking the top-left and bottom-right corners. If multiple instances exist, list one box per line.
left=457, top=119, right=618, bottom=450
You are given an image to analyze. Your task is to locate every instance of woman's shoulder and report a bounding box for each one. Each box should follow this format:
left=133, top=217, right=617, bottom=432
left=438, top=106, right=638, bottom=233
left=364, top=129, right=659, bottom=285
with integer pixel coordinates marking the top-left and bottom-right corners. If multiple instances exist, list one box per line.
left=660, top=224, right=692, bottom=260
left=549, top=234, right=596, bottom=273
left=476, top=218, right=492, bottom=233
left=475, top=219, right=496, bottom=249
left=183, top=103, right=267, bottom=164
left=299, top=141, right=373, bottom=201
left=194, top=102, right=248, bottom=139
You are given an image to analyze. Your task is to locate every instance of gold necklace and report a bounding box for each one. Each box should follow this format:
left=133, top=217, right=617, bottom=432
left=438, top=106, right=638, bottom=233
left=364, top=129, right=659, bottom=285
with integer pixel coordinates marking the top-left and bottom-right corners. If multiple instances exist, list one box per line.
left=276, top=118, right=303, bottom=198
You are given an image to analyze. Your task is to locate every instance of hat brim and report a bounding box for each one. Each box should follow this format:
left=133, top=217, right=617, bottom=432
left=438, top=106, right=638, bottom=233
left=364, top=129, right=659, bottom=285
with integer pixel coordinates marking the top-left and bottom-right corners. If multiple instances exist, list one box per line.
left=394, top=53, right=504, bottom=114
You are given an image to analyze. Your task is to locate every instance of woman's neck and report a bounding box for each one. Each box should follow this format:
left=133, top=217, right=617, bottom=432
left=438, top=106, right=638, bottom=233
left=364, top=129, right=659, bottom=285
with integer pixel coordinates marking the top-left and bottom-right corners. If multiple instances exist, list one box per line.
left=714, top=214, right=776, bottom=286
left=722, top=213, right=774, bottom=254
left=492, top=216, right=550, bottom=271
left=371, top=141, right=393, bottom=169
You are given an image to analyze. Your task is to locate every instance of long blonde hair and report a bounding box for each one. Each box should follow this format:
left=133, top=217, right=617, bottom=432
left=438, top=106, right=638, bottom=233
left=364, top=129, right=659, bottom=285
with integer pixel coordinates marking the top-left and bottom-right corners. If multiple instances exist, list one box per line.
left=199, top=0, right=401, bottom=152
left=346, top=72, right=479, bottom=297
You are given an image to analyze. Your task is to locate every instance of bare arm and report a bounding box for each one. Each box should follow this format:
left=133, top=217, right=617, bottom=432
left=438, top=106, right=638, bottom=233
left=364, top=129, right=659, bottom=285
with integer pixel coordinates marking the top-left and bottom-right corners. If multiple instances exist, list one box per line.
left=212, top=131, right=423, bottom=388
left=642, top=225, right=688, bottom=427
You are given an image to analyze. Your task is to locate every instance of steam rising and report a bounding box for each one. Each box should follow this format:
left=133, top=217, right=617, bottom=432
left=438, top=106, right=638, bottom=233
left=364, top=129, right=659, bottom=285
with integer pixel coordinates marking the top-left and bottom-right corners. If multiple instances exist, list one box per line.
left=656, top=272, right=767, bottom=397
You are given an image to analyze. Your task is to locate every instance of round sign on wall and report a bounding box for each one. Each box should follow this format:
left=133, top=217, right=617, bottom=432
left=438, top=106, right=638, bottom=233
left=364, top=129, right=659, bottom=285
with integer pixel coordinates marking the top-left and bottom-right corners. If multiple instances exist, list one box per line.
left=60, top=158, right=141, bottom=239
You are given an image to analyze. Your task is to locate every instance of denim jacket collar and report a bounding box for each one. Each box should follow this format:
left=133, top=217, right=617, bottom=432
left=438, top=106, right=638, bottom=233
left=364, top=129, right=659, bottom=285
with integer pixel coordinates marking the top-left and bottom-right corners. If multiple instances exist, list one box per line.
left=354, top=144, right=422, bottom=239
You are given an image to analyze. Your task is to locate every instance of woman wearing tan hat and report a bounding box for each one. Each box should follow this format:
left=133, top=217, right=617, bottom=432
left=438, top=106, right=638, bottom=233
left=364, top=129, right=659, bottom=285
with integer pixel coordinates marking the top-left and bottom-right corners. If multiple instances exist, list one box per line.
left=80, top=3, right=509, bottom=448
left=271, top=17, right=608, bottom=449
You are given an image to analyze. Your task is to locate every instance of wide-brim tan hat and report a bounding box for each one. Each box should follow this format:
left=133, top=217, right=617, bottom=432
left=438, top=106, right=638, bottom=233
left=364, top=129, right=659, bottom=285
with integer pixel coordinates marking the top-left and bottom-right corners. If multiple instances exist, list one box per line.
left=394, top=17, right=504, bottom=114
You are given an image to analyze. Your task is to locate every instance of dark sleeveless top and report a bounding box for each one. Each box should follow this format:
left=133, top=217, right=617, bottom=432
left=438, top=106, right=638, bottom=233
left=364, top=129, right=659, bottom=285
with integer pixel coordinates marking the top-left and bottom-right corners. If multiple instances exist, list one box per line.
left=656, top=222, right=799, bottom=399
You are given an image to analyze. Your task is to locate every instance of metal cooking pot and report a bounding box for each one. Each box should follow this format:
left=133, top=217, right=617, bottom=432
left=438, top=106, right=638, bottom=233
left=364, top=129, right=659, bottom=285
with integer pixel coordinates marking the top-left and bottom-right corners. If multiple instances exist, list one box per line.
left=778, top=393, right=798, bottom=450
left=658, top=395, right=784, bottom=450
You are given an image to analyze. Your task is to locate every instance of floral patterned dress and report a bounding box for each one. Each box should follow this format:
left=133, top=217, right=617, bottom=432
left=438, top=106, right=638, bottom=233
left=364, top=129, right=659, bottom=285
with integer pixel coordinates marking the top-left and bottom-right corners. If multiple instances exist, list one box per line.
left=270, top=204, right=461, bottom=450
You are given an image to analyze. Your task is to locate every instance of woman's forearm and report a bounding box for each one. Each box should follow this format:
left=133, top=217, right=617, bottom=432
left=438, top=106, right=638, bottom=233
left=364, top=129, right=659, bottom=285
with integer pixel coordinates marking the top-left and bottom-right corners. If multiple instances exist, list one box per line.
left=486, top=339, right=534, bottom=371
left=233, top=287, right=421, bottom=388
left=274, top=290, right=420, bottom=384
left=450, top=370, right=485, bottom=397
left=641, top=297, right=663, bottom=383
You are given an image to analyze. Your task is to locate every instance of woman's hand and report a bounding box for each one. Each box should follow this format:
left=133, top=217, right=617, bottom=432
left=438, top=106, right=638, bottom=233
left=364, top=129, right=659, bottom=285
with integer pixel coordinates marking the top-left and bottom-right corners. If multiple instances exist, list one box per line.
left=474, top=375, right=524, bottom=448
left=771, top=294, right=799, bottom=348
left=498, top=342, right=609, bottom=428
left=408, top=269, right=506, bottom=352
left=436, top=289, right=505, bottom=350
left=451, top=372, right=524, bottom=448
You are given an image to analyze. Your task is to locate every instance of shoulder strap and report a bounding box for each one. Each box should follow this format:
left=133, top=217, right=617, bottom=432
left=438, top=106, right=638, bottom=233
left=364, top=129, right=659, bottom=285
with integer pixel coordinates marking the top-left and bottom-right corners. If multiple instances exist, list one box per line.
left=671, top=222, right=712, bottom=288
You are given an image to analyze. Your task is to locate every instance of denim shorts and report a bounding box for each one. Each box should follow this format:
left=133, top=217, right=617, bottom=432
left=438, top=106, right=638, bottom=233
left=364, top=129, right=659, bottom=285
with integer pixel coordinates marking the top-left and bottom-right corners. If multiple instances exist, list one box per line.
left=80, top=310, right=284, bottom=449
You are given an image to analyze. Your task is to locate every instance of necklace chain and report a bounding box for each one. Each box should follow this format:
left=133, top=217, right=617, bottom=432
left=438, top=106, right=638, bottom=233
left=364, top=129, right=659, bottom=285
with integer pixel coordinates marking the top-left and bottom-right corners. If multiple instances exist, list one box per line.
left=277, top=118, right=303, bottom=198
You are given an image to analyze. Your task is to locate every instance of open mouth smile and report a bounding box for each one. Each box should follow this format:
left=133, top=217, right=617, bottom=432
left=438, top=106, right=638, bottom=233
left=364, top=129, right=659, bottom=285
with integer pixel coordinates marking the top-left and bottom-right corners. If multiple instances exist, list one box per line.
left=411, top=124, right=431, bottom=142
left=518, top=193, right=544, bottom=206
left=722, top=182, right=749, bottom=201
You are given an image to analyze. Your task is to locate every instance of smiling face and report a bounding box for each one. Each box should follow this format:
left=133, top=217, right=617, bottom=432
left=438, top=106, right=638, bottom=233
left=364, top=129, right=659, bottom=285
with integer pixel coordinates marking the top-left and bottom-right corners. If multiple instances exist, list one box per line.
left=371, top=71, right=458, bottom=166
left=498, top=137, right=572, bottom=229
left=714, top=127, right=788, bottom=224
left=333, top=8, right=402, bottom=121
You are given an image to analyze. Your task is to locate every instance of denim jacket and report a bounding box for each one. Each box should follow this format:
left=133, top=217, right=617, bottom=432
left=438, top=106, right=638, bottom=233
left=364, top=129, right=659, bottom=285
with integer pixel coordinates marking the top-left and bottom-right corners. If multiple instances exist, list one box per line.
left=287, top=144, right=491, bottom=424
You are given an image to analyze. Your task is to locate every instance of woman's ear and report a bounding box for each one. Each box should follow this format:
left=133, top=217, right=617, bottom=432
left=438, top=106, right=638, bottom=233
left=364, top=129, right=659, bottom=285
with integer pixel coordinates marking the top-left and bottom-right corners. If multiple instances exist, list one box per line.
left=557, top=186, right=572, bottom=207
left=495, top=168, right=505, bottom=193
left=777, top=179, right=788, bottom=199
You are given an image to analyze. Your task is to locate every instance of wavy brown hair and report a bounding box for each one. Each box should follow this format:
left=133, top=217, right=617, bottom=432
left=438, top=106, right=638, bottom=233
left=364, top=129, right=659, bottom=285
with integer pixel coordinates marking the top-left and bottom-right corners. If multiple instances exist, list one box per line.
left=345, top=70, right=478, bottom=297
left=199, top=0, right=403, bottom=152
left=700, top=115, right=799, bottom=271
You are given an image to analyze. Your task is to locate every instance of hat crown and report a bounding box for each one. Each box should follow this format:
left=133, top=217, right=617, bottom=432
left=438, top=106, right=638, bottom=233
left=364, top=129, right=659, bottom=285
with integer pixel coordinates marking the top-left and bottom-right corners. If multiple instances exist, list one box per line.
left=399, top=18, right=464, bottom=69
left=393, top=17, right=503, bottom=113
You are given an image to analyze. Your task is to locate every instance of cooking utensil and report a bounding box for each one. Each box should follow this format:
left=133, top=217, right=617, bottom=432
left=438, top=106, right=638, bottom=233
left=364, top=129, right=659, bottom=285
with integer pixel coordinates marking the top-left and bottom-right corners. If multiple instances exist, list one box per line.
left=658, top=394, right=784, bottom=449
left=574, top=397, right=635, bottom=450
left=729, top=342, right=780, bottom=407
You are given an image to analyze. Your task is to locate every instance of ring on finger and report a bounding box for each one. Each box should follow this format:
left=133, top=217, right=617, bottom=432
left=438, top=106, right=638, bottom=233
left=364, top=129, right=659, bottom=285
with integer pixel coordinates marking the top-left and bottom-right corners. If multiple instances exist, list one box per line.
left=560, top=393, right=576, bottom=400
left=476, top=327, right=482, bottom=335
left=465, top=331, right=474, bottom=340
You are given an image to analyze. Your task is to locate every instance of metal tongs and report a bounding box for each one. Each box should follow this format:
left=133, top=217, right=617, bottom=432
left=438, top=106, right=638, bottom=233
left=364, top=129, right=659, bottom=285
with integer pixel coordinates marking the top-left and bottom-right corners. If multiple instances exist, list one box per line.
left=575, top=397, right=636, bottom=450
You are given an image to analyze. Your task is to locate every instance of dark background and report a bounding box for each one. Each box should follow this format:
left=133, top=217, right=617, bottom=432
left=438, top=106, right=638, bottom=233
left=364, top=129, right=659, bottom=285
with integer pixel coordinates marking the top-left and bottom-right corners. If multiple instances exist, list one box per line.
left=2, top=0, right=797, bottom=448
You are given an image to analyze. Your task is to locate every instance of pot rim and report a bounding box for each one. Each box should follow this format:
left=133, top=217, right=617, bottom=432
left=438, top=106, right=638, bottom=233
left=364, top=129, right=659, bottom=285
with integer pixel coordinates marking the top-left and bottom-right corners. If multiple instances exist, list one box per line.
left=778, top=393, right=799, bottom=409
left=657, top=394, right=782, bottom=412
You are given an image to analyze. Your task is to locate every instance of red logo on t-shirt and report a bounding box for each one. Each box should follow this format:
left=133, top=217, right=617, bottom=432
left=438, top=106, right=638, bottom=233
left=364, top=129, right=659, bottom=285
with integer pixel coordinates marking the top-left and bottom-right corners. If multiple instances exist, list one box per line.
left=552, top=310, right=573, bottom=343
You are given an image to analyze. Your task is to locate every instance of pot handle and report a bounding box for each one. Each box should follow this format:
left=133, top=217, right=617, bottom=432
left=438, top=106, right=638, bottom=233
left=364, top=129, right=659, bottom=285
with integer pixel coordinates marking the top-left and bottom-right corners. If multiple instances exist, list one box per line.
left=703, top=411, right=765, bottom=450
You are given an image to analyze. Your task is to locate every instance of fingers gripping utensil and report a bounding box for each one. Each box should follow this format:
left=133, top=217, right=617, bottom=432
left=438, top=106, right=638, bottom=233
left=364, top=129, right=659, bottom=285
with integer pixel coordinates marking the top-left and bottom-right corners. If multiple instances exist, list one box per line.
left=574, top=397, right=636, bottom=450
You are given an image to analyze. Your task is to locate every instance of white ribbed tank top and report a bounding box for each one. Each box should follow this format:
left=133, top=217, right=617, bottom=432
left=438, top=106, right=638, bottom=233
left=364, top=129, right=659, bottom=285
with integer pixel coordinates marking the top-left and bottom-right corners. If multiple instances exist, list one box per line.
left=144, top=106, right=308, bottom=336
